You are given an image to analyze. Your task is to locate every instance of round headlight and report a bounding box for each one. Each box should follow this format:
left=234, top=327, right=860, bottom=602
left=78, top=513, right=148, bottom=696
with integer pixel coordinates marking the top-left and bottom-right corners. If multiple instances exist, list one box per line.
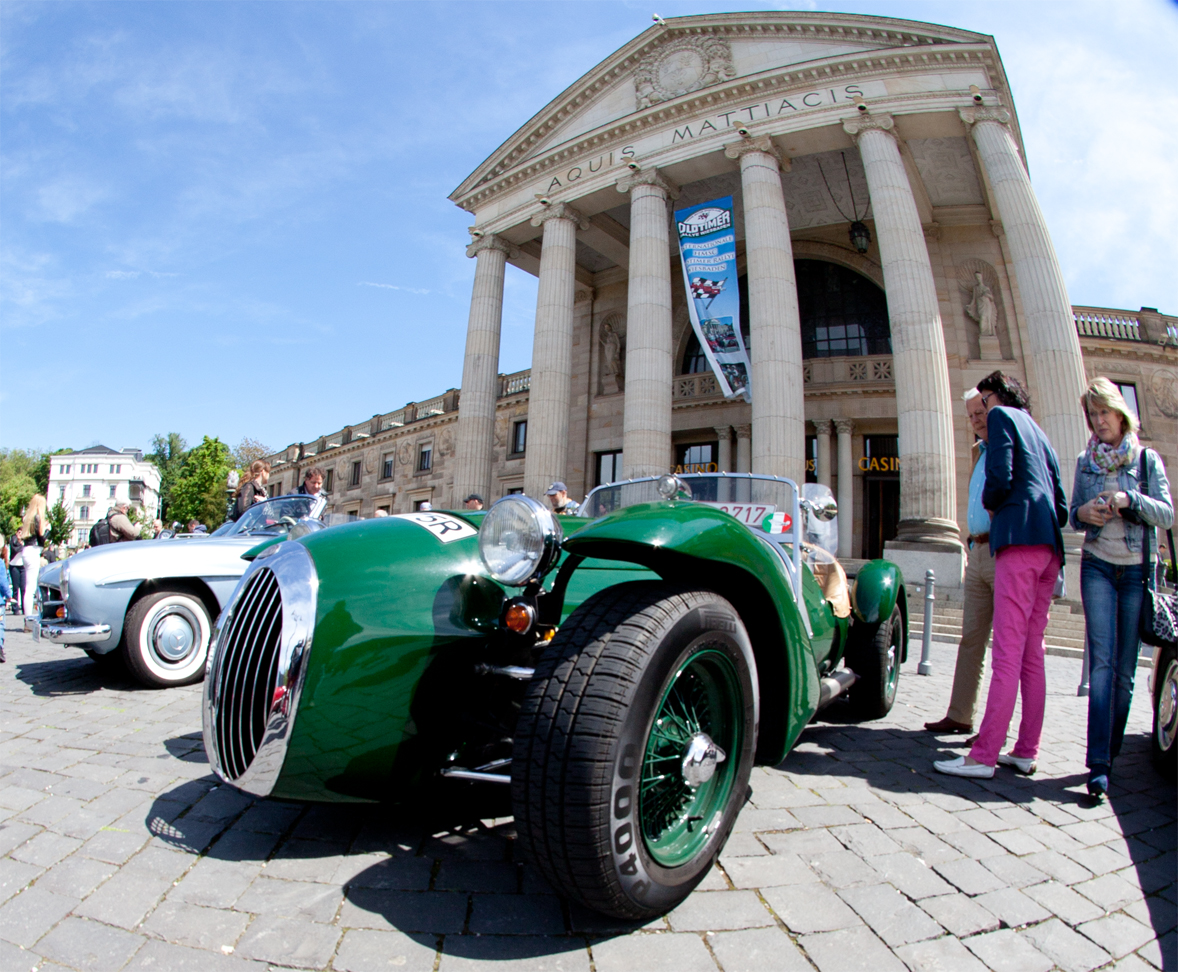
left=478, top=494, right=562, bottom=586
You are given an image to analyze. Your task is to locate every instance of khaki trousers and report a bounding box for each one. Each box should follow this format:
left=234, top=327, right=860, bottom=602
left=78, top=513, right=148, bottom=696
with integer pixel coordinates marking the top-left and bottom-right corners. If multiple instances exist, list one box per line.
left=946, top=541, right=997, bottom=725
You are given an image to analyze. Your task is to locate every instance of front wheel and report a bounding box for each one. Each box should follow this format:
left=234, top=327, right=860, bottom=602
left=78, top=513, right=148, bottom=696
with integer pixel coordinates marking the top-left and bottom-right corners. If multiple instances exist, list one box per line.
left=513, top=583, right=757, bottom=920
left=123, top=590, right=212, bottom=688
left=845, top=603, right=903, bottom=720
left=1152, top=643, right=1177, bottom=781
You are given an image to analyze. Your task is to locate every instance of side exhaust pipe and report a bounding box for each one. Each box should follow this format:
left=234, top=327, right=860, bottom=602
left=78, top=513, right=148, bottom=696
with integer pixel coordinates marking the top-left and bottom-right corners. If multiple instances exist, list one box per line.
left=817, top=670, right=858, bottom=709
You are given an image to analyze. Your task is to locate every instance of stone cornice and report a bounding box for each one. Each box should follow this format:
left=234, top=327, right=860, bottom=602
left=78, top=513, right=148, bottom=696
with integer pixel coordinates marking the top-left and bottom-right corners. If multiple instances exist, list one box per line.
left=465, top=232, right=519, bottom=260
left=616, top=167, right=681, bottom=198
left=724, top=134, right=790, bottom=170
left=529, top=202, right=590, bottom=230
left=452, top=40, right=1009, bottom=215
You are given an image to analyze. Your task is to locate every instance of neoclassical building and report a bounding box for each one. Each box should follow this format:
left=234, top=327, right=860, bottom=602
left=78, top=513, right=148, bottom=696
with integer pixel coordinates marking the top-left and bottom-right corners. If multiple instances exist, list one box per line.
left=266, top=12, right=1178, bottom=585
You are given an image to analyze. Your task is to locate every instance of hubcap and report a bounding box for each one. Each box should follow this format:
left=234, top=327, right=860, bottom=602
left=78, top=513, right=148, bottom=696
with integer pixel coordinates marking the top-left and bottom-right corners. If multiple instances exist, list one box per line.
left=1159, top=660, right=1178, bottom=752
left=641, top=647, right=741, bottom=868
left=152, top=607, right=199, bottom=663
left=884, top=623, right=901, bottom=703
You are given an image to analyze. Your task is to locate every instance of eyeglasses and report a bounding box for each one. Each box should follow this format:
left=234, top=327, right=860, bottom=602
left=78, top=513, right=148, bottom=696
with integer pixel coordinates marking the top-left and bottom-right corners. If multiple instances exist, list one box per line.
left=979, top=392, right=997, bottom=408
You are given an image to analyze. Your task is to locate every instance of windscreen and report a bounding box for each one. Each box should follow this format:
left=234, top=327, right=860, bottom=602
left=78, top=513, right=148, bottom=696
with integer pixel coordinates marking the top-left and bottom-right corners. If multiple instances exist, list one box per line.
left=231, top=496, right=320, bottom=536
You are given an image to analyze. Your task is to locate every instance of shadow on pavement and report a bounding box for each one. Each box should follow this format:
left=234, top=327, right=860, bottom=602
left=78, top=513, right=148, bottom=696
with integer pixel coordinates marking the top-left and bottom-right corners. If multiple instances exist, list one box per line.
left=14, top=653, right=144, bottom=696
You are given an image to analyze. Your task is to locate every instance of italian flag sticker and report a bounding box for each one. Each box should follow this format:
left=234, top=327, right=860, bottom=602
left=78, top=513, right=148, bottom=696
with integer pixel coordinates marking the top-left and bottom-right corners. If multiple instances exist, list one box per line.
left=762, top=511, right=792, bottom=534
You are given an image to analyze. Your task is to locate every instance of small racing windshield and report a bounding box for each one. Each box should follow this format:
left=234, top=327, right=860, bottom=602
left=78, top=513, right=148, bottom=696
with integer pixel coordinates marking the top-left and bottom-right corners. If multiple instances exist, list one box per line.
left=230, top=496, right=325, bottom=536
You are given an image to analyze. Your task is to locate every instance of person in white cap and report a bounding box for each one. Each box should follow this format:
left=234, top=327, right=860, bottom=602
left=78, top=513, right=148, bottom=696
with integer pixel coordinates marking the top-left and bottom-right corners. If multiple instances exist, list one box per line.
left=545, top=482, right=579, bottom=515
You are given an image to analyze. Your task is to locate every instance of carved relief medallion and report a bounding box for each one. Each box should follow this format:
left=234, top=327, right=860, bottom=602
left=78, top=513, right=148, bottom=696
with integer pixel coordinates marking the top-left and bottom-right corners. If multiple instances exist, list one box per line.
left=398, top=441, right=413, bottom=468
left=1150, top=369, right=1178, bottom=419
left=634, top=37, right=735, bottom=109
left=440, top=428, right=455, bottom=456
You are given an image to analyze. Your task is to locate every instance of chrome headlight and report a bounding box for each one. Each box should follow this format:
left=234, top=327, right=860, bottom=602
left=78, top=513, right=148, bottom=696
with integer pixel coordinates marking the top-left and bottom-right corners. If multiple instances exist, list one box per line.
left=60, top=563, right=70, bottom=606
left=478, top=494, right=562, bottom=587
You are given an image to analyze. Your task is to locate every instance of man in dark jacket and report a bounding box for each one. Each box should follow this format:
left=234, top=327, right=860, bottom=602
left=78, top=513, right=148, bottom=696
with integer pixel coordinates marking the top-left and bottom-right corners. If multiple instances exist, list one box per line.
left=935, top=372, right=1066, bottom=780
left=295, top=467, right=326, bottom=497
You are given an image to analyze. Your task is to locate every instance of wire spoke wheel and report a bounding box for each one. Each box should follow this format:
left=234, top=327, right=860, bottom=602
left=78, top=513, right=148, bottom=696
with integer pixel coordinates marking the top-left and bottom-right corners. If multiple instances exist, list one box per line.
left=641, top=648, right=741, bottom=867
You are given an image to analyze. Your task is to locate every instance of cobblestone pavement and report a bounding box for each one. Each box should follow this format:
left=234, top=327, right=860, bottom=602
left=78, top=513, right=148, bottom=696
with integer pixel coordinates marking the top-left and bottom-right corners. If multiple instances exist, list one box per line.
left=0, top=619, right=1173, bottom=972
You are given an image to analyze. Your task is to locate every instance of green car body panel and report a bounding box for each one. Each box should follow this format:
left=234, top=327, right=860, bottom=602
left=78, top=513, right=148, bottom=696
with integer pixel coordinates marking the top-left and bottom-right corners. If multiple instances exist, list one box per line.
left=230, top=500, right=903, bottom=803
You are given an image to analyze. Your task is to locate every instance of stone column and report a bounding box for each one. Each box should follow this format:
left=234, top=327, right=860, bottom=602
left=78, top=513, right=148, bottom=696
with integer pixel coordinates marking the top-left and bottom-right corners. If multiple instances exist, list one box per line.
left=714, top=426, right=732, bottom=474
left=844, top=114, right=962, bottom=562
left=814, top=419, right=833, bottom=490
left=617, top=168, right=680, bottom=478
left=835, top=419, right=854, bottom=560
left=961, top=108, right=1089, bottom=492
left=453, top=233, right=518, bottom=503
left=724, top=136, right=805, bottom=483
left=734, top=425, right=751, bottom=473
left=524, top=203, right=588, bottom=499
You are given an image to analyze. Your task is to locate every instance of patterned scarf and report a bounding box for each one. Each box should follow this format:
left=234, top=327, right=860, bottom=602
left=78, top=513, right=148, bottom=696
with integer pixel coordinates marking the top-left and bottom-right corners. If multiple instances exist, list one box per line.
left=1084, top=430, right=1140, bottom=474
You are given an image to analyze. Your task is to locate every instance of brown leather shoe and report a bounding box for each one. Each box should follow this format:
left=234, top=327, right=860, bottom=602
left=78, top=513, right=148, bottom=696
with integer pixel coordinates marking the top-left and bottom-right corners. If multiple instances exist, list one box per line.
left=923, top=717, right=973, bottom=734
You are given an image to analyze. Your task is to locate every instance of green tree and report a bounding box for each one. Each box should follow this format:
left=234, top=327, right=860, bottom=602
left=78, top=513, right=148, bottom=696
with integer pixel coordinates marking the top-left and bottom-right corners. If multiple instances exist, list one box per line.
left=0, top=448, right=42, bottom=538
left=170, top=437, right=233, bottom=530
left=232, top=437, right=272, bottom=472
left=46, top=500, right=74, bottom=547
left=149, top=433, right=188, bottom=521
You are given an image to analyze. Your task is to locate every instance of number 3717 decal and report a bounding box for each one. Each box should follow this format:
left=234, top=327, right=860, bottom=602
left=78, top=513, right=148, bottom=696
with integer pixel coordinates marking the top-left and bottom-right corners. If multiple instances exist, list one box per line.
left=393, top=512, right=478, bottom=543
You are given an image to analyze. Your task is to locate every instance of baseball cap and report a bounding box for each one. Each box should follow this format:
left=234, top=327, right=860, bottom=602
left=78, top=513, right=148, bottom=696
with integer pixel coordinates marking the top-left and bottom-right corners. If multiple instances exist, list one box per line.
left=545, top=482, right=567, bottom=495
left=464, top=494, right=483, bottom=503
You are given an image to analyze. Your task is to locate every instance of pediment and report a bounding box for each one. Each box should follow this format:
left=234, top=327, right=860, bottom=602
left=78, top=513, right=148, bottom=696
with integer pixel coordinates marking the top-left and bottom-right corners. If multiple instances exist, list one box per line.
left=451, top=12, right=989, bottom=206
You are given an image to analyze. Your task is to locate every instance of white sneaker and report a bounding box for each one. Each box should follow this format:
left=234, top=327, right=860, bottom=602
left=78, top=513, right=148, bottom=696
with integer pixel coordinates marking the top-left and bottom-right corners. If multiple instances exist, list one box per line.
left=933, top=756, right=995, bottom=778
left=997, top=753, right=1036, bottom=775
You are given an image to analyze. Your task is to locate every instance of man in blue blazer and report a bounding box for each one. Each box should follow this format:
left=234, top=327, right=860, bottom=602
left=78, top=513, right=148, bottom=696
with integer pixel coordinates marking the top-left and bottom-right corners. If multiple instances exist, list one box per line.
left=936, top=372, right=1066, bottom=779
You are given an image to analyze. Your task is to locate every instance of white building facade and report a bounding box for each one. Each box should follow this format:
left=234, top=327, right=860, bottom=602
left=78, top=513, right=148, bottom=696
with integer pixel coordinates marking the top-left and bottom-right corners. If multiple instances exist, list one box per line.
left=48, top=446, right=161, bottom=546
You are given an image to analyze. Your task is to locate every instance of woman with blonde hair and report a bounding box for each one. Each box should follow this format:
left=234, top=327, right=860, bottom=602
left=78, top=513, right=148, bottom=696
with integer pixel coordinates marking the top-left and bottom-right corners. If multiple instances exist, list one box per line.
left=232, top=460, right=271, bottom=520
left=19, top=494, right=49, bottom=618
left=1071, top=377, right=1172, bottom=799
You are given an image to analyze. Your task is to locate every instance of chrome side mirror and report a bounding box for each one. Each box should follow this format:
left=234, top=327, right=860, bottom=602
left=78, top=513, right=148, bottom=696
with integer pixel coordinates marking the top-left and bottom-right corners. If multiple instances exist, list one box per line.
left=800, top=495, right=838, bottom=521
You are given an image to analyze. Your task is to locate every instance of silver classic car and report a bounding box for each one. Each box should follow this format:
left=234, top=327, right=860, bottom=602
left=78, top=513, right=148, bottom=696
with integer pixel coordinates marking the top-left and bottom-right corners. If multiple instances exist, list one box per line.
left=28, top=495, right=327, bottom=687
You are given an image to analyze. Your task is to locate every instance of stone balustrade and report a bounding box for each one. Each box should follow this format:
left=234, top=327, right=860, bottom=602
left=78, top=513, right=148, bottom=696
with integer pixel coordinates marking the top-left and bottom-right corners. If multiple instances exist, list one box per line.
left=1074, top=307, right=1142, bottom=342
left=498, top=370, right=531, bottom=397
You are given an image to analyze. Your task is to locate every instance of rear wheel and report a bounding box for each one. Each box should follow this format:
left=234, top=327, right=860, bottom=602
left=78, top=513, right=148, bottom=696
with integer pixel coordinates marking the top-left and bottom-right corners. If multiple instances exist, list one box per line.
left=845, top=604, right=902, bottom=720
left=1152, top=643, right=1177, bottom=781
left=513, top=583, right=757, bottom=919
left=123, top=590, right=212, bottom=688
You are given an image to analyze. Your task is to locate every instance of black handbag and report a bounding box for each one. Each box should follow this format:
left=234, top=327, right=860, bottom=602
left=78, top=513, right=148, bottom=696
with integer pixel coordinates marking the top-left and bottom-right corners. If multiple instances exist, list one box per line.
left=1137, top=450, right=1177, bottom=650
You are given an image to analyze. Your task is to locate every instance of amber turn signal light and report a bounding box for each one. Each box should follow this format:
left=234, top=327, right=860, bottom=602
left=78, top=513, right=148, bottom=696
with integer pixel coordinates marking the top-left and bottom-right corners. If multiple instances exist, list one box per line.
left=56, top=607, right=66, bottom=618
left=504, top=602, right=535, bottom=634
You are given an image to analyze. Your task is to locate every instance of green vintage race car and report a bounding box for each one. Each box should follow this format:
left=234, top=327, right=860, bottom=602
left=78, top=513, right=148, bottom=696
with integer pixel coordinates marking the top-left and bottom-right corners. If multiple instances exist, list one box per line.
left=202, top=473, right=907, bottom=919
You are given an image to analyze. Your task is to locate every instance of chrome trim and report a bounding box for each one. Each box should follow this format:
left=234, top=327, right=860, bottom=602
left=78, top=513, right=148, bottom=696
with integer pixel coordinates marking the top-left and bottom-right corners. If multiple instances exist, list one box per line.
left=473, top=663, right=535, bottom=680
left=440, top=767, right=512, bottom=784
left=202, top=540, right=318, bottom=797
left=27, top=618, right=112, bottom=644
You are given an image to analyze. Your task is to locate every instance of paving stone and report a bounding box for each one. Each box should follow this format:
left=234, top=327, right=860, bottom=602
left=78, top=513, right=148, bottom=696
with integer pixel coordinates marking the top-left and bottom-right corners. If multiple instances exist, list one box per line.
left=886, top=827, right=963, bottom=865
left=706, top=926, right=812, bottom=972
left=980, top=852, right=1049, bottom=889
left=79, top=827, right=150, bottom=865
left=901, top=803, right=969, bottom=835
left=761, top=882, right=862, bottom=933
left=791, top=804, right=863, bottom=828
left=716, top=831, right=769, bottom=857
left=1024, top=849, right=1095, bottom=885
left=987, top=828, right=1048, bottom=856
left=335, top=929, right=439, bottom=972
left=1022, top=880, right=1106, bottom=924
left=933, top=857, right=1006, bottom=896
left=590, top=932, right=717, bottom=972
left=1062, top=820, right=1122, bottom=846
left=233, top=801, right=302, bottom=835
left=338, top=890, right=467, bottom=933
left=434, top=860, right=517, bottom=893
left=0, top=939, right=39, bottom=972
left=1077, top=912, right=1156, bottom=958
left=234, top=914, right=341, bottom=969
left=797, top=925, right=907, bottom=972
left=667, top=889, right=772, bottom=931
left=895, top=934, right=989, bottom=972
left=9, top=830, right=81, bottom=868
left=143, top=898, right=251, bottom=951
left=917, top=892, right=1000, bottom=937
left=170, top=857, right=261, bottom=908
left=839, top=882, right=944, bottom=946
left=0, top=858, right=42, bottom=904
left=1137, top=929, right=1175, bottom=970
left=34, top=916, right=144, bottom=972
left=830, top=822, right=902, bottom=857
left=868, top=852, right=955, bottom=899
left=439, top=934, right=590, bottom=971
left=73, top=846, right=191, bottom=930
left=34, top=854, right=115, bottom=898
left=974, top=886, right=1052, bottom=927
left=1075, top=871, right=1145, bottom=912
left=940, top=828, right=1007, bottom=859
left=0, top=885, right=78, bottom=947
left=720, top=853, right=818, bottom=889
left=1022, top=917, right=1114, bottom=972
left=759, top=828, right=843, bottom=858
left=1065, top=842, right=1134, bottom=876
left=467, top=894, right=564, bottom=935
left=233, top=876, right=342, bottom=922
left=963, top=927, right=1054, bottom=972
left=850, top=800, right=913, bottom=830
left=731, top=806, right=802, bottom=831
left=809, top=849, right=881, bottom=889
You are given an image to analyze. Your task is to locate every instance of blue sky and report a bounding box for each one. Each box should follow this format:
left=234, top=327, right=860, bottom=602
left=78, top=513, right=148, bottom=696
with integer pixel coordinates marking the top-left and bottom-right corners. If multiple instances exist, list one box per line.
left=3, top=0, right=1176, bottom=455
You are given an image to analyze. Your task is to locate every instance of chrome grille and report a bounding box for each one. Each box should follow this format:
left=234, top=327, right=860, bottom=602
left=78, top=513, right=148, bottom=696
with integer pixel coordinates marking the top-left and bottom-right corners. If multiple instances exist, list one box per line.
left=213, top=568, right=283, bottom=780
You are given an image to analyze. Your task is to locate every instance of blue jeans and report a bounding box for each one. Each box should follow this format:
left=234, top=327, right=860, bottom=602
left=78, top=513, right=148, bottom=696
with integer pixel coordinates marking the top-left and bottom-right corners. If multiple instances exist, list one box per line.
left=1081, top=555, right=1144, bottom=770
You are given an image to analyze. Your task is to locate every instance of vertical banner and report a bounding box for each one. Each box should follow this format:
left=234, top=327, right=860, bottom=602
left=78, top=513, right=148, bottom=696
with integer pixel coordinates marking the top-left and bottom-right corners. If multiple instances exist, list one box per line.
left=674, top=196, right=752, bottom=401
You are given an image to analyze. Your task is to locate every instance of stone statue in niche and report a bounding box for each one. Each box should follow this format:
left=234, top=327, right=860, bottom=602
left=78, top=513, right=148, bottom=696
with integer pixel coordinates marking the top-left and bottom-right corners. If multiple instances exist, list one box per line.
left=964, top=270, right=998, bottom=337
left=598, top=319, right=625, bottom=395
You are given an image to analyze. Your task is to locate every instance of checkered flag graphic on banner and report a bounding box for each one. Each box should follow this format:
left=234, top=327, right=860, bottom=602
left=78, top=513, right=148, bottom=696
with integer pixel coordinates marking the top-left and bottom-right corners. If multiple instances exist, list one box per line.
left=690, top=278, right=725, bottom=300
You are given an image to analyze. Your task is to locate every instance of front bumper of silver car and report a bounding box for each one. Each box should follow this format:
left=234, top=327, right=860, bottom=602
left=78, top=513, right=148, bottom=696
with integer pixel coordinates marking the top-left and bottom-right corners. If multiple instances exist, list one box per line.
left=26, top=616, right=112, bottom=644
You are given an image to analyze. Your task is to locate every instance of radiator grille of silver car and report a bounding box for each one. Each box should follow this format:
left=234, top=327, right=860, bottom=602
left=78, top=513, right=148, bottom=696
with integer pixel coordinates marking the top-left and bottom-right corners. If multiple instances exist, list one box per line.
left=212, top=567, right=284, bottom=781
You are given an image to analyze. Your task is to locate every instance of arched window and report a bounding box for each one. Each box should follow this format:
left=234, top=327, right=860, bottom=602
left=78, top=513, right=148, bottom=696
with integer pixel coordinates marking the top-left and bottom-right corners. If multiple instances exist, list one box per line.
left=796, top=259, right=890, bottom=359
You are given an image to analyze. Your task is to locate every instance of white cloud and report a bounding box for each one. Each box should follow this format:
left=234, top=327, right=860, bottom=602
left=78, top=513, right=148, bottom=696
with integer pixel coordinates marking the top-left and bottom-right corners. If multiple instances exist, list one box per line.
left=358, top=281, right=432, bottom=295
left=33, top=177, right=109, bottom=223
left=105, top=270, right=141, bottom=279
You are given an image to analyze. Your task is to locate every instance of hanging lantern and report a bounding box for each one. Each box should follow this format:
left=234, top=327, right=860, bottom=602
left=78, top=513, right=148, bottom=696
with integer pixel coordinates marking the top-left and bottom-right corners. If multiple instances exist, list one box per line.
left=849, top=220, right=871, bottom=254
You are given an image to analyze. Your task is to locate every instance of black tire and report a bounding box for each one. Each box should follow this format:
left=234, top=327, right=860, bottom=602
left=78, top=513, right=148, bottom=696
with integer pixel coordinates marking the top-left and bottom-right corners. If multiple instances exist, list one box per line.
left=845, top=603, right=903, bottom=720
left=1152, top=643, right=1177, bottom=781
left=512, top=582, right=757, bottom=920
left=123, top=589, right=212, bottom=688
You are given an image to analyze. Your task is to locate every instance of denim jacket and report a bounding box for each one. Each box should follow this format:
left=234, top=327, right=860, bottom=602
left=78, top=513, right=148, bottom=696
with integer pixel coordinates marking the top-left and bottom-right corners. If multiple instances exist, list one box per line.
left=1069, top=447, right=1174, bottom=554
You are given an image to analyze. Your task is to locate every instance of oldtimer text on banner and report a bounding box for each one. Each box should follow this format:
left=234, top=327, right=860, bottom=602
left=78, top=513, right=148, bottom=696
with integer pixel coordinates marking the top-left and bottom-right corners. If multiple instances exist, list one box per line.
left=674, top=196, right=752, bottom=401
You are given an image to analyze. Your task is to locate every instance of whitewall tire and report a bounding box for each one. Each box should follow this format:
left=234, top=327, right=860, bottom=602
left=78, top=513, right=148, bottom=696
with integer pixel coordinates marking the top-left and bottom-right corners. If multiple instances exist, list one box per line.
left=124, top=590, right=212, bottom=688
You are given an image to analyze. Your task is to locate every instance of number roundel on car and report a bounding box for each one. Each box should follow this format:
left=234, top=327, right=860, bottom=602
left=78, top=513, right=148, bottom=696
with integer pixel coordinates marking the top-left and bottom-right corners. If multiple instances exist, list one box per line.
left=391, top=512, right=478, bottom=543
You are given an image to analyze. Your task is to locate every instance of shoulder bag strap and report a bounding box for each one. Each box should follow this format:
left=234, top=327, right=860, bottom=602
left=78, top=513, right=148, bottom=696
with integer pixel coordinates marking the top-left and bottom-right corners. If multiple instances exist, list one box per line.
left=1140, top=451, right=1152, bottom=582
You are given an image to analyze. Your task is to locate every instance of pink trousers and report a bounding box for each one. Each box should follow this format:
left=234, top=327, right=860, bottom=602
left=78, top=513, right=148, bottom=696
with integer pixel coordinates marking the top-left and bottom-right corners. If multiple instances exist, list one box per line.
left=969, top=544, right=1060, bottom=766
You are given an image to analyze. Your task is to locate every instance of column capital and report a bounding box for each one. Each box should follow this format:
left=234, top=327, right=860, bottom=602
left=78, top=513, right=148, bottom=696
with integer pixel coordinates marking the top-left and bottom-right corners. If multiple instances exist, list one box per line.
left=813, top=419, right=833, bottom=435
left=529, top=202, right=589, bottom=230
left=616, top=167, right=680, bottom=199
left=465, top=231, right=519, bottom=260
left=842, top=113, right=896, bottom=146
left=734, top=424, right=752, bottom=439
left=723, top=135, right=791, bottom=171
left=833, top=418, right=854, bottom=435
left=713, top=425, right=732, bottom=439
left=958, top=106, right=1012, bottom=129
